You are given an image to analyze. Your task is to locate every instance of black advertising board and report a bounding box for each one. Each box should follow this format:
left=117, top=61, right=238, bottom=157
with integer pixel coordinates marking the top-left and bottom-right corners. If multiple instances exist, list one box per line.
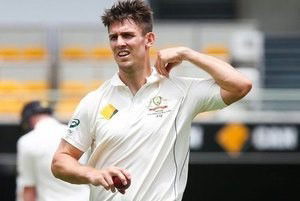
left=190, top=122, right=300, bottom=164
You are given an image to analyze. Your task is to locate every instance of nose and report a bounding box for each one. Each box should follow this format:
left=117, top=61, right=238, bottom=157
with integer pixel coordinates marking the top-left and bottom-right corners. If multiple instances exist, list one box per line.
left=116, top=36, right=126, bottom=47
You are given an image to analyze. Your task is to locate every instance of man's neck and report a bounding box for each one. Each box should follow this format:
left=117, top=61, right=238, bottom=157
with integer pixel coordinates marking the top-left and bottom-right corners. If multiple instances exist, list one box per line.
left=118, top=65, right=152, bottom=95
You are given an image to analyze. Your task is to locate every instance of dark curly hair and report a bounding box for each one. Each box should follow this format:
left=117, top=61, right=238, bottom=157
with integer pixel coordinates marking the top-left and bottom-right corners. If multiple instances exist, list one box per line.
left=101, top=0, right=153, bottom=35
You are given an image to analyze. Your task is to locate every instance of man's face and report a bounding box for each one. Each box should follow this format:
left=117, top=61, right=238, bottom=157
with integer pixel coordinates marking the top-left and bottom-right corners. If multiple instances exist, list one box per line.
left=108, top=19, right=150, bottom=72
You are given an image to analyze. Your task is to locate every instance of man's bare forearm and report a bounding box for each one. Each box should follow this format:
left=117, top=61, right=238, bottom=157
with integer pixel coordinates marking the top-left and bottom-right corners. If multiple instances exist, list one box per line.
left=181, top=47, right=252, bottom=95
left=51, top=140, right=132, bottom=194
left=51, top=152, right=93, bottom=184
left=155, top=46, right=252, bottom=104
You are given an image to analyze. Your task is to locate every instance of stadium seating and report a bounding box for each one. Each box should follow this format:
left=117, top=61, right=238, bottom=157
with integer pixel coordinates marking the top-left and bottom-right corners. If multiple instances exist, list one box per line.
left=202, top=44, right=231, bottom=62
left=61, top=47, right=88, bottom=60
left=23, top=47, right=47, bottom=60
left=0, top=47, right=21, bottom=61
left=0, top=80, right=50, bottom=115
left=0, top=22, right=261, bottom=121
left=90, top=47, right=113, bottom=60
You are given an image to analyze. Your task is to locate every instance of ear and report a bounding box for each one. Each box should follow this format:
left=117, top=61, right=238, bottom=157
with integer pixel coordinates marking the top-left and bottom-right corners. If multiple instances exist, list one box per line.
left=145, top=32, right=155, bottom=48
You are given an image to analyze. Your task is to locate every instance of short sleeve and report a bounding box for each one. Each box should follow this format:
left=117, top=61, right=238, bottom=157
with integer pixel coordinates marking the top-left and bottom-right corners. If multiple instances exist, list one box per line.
left=184, top=78, right=227, bottom=117
left=17, top=137, right=36, bottom=186
left=63, top=94, right=94, bottom=152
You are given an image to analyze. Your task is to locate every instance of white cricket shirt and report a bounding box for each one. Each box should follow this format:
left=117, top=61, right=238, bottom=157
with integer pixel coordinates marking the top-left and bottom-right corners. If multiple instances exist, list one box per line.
left=64, top=68, right=227, bottom=201
left=17, top=117, right=90, bottom=201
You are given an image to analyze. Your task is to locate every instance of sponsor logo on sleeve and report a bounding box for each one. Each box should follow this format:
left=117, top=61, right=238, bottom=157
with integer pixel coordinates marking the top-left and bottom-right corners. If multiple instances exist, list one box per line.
left=69, top=119, right=80, bottom=128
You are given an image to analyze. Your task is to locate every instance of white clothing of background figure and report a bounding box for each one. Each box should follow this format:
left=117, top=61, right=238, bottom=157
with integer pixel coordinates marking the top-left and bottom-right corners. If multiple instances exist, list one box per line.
left=17, top=117, right=90, bottom=201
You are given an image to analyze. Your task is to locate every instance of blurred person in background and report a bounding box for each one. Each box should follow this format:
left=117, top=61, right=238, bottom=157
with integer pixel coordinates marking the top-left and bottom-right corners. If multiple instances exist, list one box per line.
left=51, top=0, right=252, bottom=201
left=16, top=100, right=89, bottom=201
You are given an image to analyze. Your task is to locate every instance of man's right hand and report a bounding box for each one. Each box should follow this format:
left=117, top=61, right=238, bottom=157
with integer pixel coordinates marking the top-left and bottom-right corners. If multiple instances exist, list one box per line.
left=52, top=140, right=131, bottom=194
left=86, top=166, right=131, bottom=194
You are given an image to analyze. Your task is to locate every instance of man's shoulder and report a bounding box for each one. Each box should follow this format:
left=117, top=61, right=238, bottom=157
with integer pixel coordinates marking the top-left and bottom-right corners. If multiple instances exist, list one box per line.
left=160, top=75, right=195, bottom=90
left=85, top=80, right=112, bottom=98
left=159, top=75, right=214, bottom=96
left=169, top=75, right=208, bottom=82
left=78, top=79, right=114, bottom=108
left=168, top=75, right=214, bottom=88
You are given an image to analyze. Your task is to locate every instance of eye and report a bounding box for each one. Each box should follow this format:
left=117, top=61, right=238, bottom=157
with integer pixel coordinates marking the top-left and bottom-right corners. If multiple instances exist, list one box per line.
left=123, top=33, right=134, bottom=39
left=109, top=35, right=117, bottom=41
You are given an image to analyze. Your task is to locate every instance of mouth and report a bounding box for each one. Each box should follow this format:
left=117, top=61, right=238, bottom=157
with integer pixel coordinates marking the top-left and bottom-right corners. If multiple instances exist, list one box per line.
left=117, top=50, right=130, bottom=58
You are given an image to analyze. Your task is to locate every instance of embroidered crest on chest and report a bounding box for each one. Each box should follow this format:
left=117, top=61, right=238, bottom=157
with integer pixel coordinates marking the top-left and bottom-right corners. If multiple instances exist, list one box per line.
left=147, top=96, right=170, bottom=117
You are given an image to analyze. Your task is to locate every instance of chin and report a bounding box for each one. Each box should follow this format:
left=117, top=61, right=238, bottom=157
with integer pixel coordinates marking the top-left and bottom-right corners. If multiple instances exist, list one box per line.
left=117, top=58, right=133, bottom=66
left=117, top=61, right=134, bottom=72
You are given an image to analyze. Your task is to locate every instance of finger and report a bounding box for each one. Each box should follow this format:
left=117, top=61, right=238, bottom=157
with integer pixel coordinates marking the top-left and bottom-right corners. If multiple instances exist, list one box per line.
left=156, top=52, right=168, bottom=77
left=162, top=64, right=169, bottom=77
left=104, top=175, right=116, bottom=193
left=119, top=168, right=131, bottom=180
left=158, top=58, right=168, bottom=77
left=165, top=63, right=173, bottom=73
left=155, top=56, right=164, bottom=76
left=154, top=58, right=162, bottom=74
left=111, top=171, right=128, bottom=186
left=98, top=176, right=110, bottom=191
left=163, top=64, right=170, bottom=78
left=116, top=173, right=128, bottom=186
left=107, top=168, right=127, bottom=186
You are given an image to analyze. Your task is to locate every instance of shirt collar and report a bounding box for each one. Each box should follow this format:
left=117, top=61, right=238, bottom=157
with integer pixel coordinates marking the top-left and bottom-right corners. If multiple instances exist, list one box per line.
left=111, top=67, right=164, bottom=87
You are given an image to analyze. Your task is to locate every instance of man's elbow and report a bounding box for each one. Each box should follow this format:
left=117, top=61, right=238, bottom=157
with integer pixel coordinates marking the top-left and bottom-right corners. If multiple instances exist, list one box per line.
left=227, top=79, right=252, bottom=104
left=239, top=78, right=252, bottom=98
left=51, top=154, right=63, bottom=179
left=229, top=79, right=252, bottom=104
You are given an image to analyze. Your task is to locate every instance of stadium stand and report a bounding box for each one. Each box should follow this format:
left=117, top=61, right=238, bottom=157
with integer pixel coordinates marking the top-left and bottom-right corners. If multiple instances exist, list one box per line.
left=264, top=36, right=300, bottom=88
left=90, top=46, right=113, bottom=60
